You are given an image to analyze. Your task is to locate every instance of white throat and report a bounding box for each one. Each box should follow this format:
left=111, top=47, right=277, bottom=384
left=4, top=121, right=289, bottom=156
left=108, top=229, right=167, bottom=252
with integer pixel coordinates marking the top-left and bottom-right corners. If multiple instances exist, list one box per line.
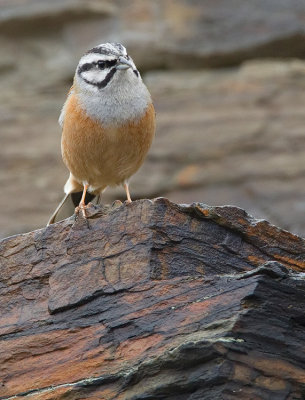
left=75, top=69, right=152, bottom=126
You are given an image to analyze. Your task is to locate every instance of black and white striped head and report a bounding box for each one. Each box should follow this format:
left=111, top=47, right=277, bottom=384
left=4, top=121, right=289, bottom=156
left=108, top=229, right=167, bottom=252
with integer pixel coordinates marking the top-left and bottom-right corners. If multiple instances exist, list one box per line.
left=76, top=43, right=140, bottom=92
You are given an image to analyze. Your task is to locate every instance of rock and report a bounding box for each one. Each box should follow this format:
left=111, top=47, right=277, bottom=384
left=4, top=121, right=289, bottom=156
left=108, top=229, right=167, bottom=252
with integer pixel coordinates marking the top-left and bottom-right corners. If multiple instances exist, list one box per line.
left=0, top=199, right=305, bottom=399
left=0, top=0, right=115, bottom=29
left=144, top=60, right=305, bottom=236
left=2, top=0, right=305, bottom=71
left=2, top=0, right=305, bottom=97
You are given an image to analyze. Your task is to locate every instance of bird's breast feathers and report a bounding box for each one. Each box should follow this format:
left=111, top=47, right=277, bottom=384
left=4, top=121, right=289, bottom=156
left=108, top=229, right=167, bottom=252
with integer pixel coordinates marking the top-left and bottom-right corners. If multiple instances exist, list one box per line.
left=61, top=91, right=155, bottom=190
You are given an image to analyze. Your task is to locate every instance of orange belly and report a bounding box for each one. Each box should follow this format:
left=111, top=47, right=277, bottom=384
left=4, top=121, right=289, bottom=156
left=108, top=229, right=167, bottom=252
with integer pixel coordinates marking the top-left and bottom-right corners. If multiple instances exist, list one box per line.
left=61, top=92, right=156, bottom=191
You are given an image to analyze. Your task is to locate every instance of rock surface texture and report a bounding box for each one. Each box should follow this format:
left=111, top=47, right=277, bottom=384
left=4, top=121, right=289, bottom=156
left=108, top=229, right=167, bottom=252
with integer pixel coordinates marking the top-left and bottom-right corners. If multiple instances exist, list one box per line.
left=1, top=198, right=305, bottom=399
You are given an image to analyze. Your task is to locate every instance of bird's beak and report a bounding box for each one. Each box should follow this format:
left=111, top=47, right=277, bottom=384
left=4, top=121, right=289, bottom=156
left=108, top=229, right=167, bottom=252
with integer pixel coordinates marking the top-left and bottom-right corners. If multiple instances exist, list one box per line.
left=116, top=56, right=133, bottom=70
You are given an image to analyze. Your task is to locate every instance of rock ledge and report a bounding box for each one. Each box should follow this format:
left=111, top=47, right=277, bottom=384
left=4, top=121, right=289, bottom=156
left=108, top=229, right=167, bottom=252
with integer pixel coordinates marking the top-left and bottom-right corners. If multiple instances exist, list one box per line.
left=0, top=198, right=305, bottom=399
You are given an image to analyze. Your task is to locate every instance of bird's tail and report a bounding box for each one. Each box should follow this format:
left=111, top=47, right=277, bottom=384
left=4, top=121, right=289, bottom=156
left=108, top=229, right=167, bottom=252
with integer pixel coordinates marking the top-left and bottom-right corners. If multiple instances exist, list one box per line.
left=47, top=193, right=71, bottom=226
left=47, top=191, right=98, bottom=226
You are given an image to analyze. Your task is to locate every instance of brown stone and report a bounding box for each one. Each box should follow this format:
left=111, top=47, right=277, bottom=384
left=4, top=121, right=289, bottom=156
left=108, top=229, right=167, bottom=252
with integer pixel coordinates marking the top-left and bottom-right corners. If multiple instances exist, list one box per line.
left=0, top=199, right=305, bottom=399
left=2, top=0, right=305, bottom=68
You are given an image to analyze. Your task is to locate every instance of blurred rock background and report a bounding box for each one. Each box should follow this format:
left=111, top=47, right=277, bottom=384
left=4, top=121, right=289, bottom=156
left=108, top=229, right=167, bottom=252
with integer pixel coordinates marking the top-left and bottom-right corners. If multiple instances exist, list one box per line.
left=1, top=0, right=305, bottom=238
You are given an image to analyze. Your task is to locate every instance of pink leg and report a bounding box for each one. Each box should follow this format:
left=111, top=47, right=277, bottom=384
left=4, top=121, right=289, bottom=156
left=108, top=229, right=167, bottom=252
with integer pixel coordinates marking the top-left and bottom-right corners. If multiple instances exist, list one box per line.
left=77, top=183, right=89, bottom=218
left=123, top=182, right=132, bottom=204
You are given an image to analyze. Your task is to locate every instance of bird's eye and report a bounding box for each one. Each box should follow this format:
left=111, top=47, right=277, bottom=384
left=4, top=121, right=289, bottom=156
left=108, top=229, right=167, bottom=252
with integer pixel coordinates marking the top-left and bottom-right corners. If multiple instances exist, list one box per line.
left=97, top=60, right=106, bottom=69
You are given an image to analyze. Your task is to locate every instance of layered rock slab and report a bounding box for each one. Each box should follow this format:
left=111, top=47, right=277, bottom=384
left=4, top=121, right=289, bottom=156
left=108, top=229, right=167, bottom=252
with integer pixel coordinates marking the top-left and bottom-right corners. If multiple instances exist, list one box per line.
left=0, top=198, right=305, bottom=399
left=3, top=0, right=305, bottom=69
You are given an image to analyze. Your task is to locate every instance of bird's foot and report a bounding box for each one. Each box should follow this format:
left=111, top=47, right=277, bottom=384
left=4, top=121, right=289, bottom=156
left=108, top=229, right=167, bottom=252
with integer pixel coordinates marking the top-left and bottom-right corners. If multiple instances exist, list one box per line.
left=73, top=204, right=91, bottom=230
left=75, top=203, right=88, bottom=219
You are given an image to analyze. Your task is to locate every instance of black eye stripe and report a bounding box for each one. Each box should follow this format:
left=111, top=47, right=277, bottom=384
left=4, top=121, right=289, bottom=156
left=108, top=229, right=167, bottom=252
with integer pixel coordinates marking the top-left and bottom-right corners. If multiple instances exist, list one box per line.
left=102, top=59, right=117, bottom=68
left=97, top=60, right=106, bottom=69
left=78, top=59, right=117, bottom=74
left=78, top=63, right=92, bottom=74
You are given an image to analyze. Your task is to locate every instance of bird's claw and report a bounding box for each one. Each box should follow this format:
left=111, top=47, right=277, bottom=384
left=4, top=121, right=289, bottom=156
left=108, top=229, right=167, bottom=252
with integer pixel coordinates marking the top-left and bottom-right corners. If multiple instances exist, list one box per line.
left=75, top=204, right=87, bottom=219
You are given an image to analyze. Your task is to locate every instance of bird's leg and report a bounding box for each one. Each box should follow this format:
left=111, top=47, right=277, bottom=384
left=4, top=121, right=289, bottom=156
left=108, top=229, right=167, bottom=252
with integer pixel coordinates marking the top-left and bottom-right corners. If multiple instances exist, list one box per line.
left=76, top=183, right=89, bottom=218
left=123, top=182, right=132, bottom=204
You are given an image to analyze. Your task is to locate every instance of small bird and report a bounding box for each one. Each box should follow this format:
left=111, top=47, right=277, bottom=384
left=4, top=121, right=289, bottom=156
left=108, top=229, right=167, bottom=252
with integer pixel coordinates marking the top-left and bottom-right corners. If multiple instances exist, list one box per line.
left=48, top=42, right=156, bottom=225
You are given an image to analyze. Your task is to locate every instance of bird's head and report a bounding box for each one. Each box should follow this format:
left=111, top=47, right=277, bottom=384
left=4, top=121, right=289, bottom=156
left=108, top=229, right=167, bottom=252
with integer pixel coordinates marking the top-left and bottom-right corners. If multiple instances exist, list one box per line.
left=75, top=43, right=140, bottom=92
